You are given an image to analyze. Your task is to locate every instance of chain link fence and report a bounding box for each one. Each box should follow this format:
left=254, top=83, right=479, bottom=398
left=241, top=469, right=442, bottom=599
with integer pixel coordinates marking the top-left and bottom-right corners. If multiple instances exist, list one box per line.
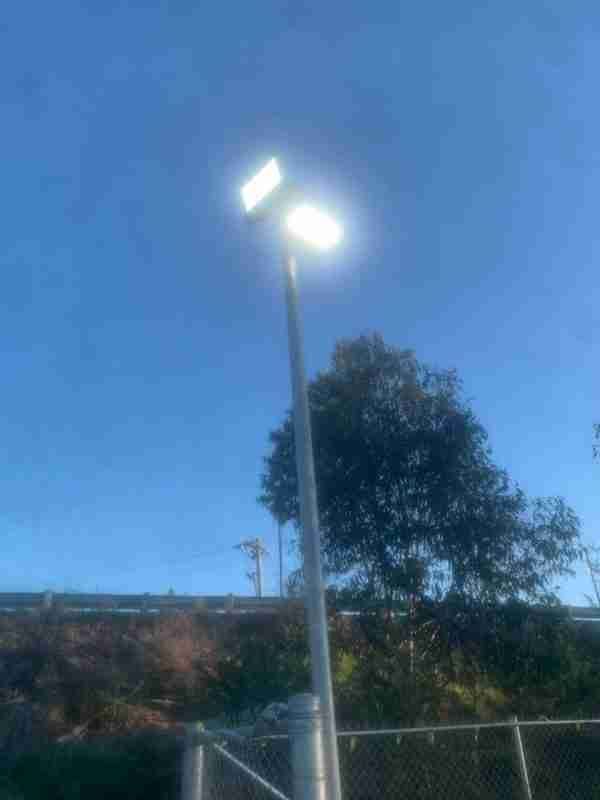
left=204, top=734, right=292, bottom=800
left=182, top=703, right=600, bottom=800
left=518, top=721, right=600, bottom=800
left=338, top=725, right=519, bottom=800
left=336, top=720, right=600, bottom=800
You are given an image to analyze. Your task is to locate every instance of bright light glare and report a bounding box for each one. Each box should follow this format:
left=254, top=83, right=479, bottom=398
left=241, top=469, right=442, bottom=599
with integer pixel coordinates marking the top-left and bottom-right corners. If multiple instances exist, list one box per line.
left=241, top=158, right=282, bottom=213
left=286, top=205, right=342, bottom=250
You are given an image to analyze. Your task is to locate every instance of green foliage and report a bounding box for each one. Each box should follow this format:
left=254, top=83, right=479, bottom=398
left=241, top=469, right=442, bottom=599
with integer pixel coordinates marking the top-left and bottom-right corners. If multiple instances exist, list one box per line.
left=201, top=611, right=311, bottom=723
left=331, top=613, right=447, bottom=727
left=260, top=334, right=581, bottom=604
left=412, top=599, right=600, bottom=719
left=197, top=595, right=600, bottom=731
left=338, top=602, right=600, bottom=727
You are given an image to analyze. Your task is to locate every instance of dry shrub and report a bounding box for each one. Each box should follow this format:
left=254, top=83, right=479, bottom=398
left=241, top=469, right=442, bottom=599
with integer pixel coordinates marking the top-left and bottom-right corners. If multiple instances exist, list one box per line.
left=0, top=612, right=217, bottom=739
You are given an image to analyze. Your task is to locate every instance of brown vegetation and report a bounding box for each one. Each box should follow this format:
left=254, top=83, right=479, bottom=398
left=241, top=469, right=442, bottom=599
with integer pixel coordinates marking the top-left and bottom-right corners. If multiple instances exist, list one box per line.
left=0, top=611, right=218, bottom=761
left=2, top=601, right=600, bottom=764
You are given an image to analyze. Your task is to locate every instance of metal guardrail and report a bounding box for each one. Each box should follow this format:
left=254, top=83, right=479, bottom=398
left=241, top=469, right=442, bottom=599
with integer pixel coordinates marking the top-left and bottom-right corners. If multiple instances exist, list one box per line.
left=0, top=592, right=599, bottom=621
left=0, top=592, right=298, bottom=615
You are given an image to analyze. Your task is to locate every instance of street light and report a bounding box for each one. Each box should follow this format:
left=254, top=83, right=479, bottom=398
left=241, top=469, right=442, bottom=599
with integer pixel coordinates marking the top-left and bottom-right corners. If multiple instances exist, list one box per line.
left=241, top=158, right=343, bottom=800
left=241, top=158, right=283, bottom=215
left=286, top=204, right=342, bottom=250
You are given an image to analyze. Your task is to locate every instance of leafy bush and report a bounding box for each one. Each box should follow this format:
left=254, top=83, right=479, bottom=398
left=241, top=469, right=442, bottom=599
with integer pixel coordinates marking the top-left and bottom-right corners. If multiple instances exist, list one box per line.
left=202, top=611, right=310, bottom=723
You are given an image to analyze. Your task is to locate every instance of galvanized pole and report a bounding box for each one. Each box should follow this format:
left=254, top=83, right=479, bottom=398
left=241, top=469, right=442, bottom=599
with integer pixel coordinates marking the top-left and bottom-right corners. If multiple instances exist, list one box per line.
left=181, top=722, right=205, bottom=800
left=283, top=249, right=342, bottom=800
left=289, top=694, right=328, bottom=800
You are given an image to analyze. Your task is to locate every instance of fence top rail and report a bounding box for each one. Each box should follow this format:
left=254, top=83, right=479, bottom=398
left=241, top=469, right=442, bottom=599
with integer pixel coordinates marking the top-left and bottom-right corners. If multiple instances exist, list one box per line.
left=336, top=718, right=600, bottom=738
left=210, top=717, right=600, bottom=745
left=212, top=741, right=291, bottom=800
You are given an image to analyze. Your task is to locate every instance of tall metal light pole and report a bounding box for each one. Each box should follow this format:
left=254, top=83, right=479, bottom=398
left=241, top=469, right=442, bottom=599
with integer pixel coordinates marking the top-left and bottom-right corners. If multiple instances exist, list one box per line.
left=283, top=246, right=342, bottom=800
left=240, top=158, right=343, bottom=800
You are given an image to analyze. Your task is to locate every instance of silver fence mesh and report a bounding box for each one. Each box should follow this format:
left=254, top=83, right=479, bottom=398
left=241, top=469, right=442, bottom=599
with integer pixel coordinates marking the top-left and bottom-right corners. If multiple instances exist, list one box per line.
left=519, top=722, right=600, bottom=800
left=338, top=726, right=521, bottom=800
left=204, top=734, right=292, bottom=800
left=201, top=721, right=600, bottom=800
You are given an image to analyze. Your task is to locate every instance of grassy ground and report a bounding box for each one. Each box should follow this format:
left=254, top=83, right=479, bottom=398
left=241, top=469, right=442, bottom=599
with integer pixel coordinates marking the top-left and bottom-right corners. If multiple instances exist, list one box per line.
left=0, top=733, right=180, bottom=800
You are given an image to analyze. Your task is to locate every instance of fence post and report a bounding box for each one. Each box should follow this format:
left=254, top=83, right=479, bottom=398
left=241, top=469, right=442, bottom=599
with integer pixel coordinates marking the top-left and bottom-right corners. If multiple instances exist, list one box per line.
left=289, top=694, right=328, bottom=800
left=181, top=722, right=206, bottom=800
left=473, top=727, right=480, bottom=771
left=511, top=716, right=533, bottom=800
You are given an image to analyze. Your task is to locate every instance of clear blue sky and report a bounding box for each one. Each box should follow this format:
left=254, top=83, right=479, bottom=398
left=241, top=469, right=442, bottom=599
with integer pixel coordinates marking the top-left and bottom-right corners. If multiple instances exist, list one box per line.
left=2, top=2, right=598, bottom=602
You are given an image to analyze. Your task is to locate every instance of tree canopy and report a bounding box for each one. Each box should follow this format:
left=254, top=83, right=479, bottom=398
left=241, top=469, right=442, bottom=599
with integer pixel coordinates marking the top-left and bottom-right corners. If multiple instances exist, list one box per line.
left=260, top=334, right=580, bottom=606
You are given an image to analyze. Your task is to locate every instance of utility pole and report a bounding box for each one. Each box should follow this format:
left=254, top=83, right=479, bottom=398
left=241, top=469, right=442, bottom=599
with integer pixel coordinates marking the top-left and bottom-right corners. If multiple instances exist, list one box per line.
left=256, top=539, right=263, bottom=599
left=246, top=570, right=258, bottom=597
left=236, top=538, right=267, bottom=598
